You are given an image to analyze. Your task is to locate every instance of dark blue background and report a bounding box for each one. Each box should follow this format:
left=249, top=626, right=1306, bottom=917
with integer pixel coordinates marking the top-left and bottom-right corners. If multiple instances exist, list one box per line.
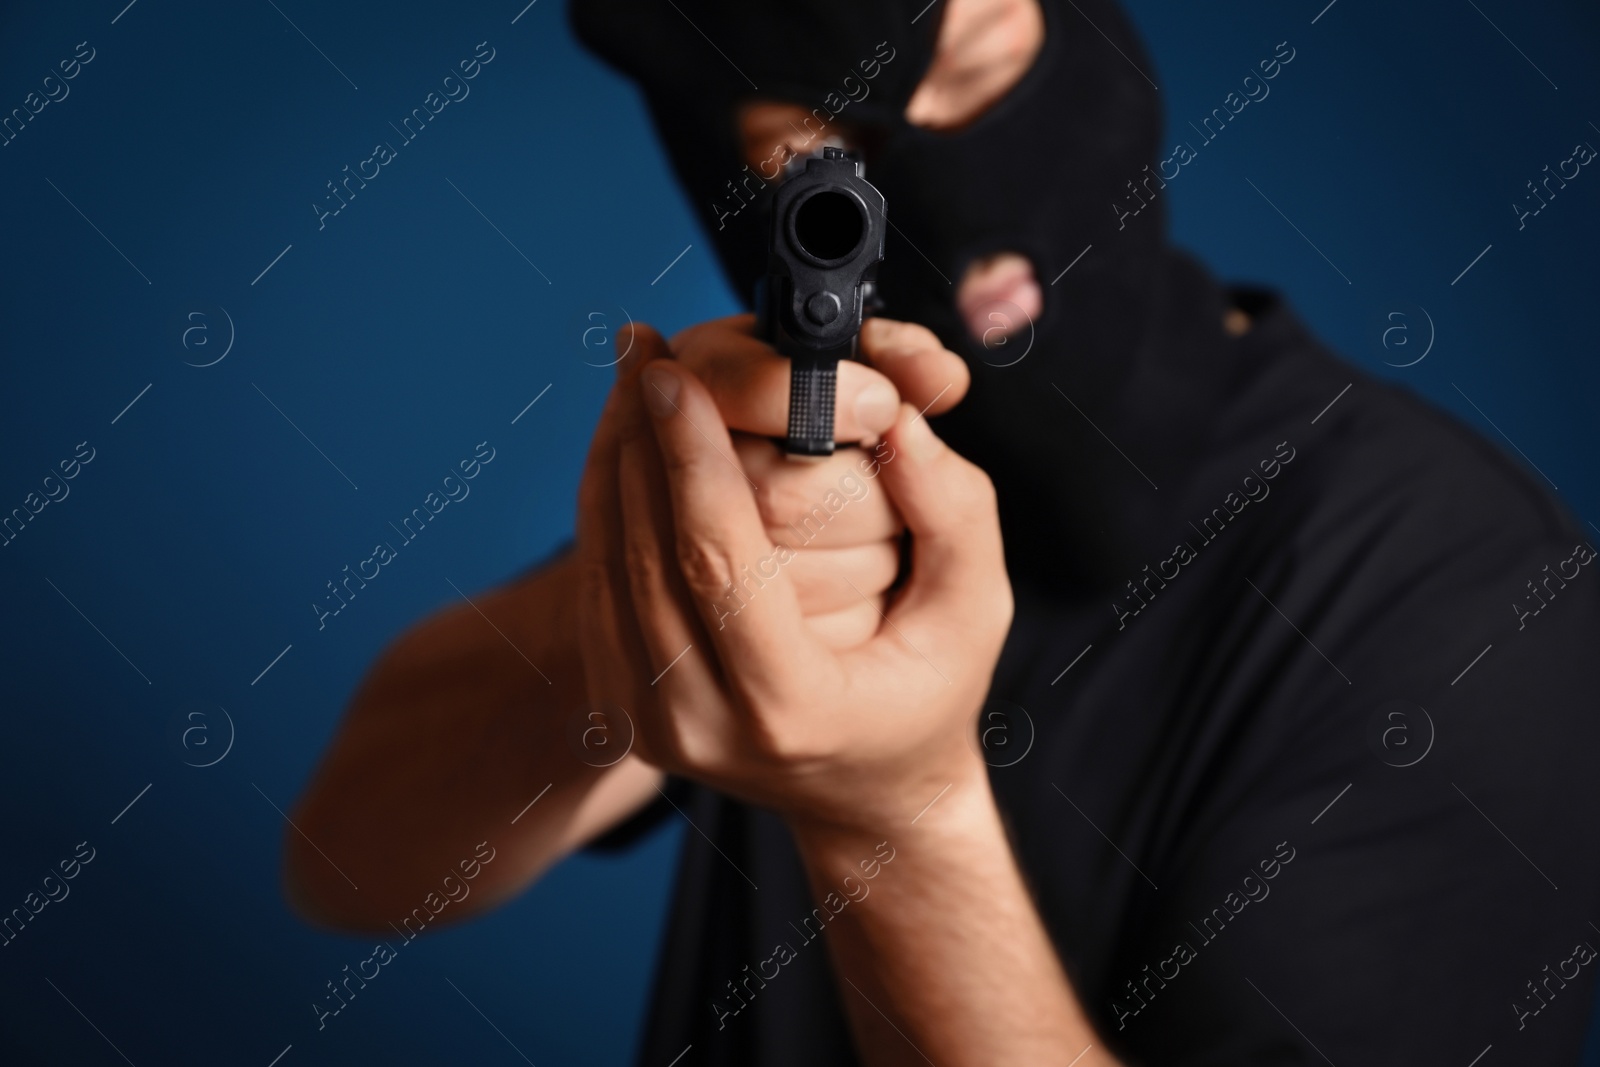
left=1, top=0, right=1596, bottom=1063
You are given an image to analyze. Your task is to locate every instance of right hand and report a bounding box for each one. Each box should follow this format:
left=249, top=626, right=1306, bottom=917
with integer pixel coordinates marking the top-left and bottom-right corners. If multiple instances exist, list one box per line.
left=576, top=334, right=1011, bottom=830
left=662, top=313, right=970, bottom=648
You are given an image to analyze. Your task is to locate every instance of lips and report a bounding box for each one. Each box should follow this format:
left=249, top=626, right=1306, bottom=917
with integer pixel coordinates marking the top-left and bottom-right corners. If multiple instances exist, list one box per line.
left=956, top=253, right=1043, bottom=343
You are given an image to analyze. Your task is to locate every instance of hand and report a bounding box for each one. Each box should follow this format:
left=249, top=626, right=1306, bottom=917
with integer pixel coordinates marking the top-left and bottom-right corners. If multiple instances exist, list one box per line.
left=576, top=328, right=1012, bottom=835
left=661, top=313, right=967, bottom=648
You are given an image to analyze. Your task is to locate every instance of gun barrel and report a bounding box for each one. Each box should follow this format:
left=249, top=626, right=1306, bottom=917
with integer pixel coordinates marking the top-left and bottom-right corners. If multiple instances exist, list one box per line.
left=761, top=148, right=886, bottom=457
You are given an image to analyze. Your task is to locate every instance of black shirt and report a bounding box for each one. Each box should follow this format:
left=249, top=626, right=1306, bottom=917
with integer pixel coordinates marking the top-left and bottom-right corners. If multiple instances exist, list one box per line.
left=593, top=252, right=1600, bottom=1066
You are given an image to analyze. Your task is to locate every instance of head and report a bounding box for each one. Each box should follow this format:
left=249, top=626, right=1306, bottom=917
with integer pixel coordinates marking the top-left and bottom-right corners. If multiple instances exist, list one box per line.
left=572, top=0, right=1165, bottom=360
left=734, top=0, right=1046, bottom=341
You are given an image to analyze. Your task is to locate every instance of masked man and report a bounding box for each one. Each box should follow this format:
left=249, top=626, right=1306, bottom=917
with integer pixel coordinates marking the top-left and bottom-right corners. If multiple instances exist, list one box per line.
left=287, top=1, right=1600, bottom=1063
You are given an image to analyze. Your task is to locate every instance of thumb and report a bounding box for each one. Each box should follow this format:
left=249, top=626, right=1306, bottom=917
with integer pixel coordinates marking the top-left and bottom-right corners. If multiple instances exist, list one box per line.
left=873, top=404, right=1012, bottom=640
left=858, top=318, right=970, bottom=418
left=636, top=359, right=812, bottom=694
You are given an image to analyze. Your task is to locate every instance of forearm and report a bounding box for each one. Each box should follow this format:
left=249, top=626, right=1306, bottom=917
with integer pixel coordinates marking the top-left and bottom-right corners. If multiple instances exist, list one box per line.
left=287, top=551, right=661, bottom=930
left=787, top=755, right=1119, bottom=1067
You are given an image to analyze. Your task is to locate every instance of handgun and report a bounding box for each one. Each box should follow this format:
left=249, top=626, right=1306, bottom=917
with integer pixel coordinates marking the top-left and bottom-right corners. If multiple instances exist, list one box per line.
left=759, top=146, right=886, bottom=458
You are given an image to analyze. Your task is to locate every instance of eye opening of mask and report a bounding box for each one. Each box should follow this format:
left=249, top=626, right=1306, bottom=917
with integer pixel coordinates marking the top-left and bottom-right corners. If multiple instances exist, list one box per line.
left=789, top=188, right=868, bottom=264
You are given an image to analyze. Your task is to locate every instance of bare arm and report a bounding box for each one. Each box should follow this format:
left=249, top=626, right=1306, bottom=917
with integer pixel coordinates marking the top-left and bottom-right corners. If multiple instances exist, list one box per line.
left=285, top=317, right=950, bottom=933
left=586, top=339, right=1114, bottom=1062
left=789, top=766, right=1118, bottom=1066
left=285, top=550, right=665, bottom=932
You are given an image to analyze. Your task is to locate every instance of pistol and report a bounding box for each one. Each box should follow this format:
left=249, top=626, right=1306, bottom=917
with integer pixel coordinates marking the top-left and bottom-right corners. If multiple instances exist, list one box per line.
left=759, top=147, right=886, bottom=458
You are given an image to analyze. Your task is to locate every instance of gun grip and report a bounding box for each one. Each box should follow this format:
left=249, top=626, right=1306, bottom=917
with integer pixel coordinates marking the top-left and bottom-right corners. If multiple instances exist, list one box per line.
left=785, top=357, right=837, bottom=457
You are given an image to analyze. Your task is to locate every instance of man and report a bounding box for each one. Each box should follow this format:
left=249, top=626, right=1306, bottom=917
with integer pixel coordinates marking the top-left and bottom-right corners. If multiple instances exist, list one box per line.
left=286, top=0, right=1600, bottom=1063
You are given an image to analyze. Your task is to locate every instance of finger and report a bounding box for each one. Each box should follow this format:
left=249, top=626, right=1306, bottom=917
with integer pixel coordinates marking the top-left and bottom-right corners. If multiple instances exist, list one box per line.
left=671, top=313, right=901, bottom=443
left=858, top=317, right=971, bottom=417
left=783, top=540, right=901, bottom=617
left=636, top=359, right=818, bottom=697
left=732, top=435, right=904, bottom=549
left=870, top=403, right=1012, bottom=648
left=573, top=323, right=669, bottom=760
left=803, top=595, right=888, bottom=650
left=613, top=352, right=725, bottom=732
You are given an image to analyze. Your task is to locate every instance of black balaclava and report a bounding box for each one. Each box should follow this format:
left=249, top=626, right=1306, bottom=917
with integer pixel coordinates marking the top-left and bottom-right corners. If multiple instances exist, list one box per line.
left=570, top=0, right=1238, bottom=599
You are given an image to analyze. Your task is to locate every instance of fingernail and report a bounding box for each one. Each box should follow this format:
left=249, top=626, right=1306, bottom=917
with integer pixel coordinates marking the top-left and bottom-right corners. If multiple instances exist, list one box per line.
left=641, top=364, right=680, bottom=417
left=854, top=381, right=898, bottom=433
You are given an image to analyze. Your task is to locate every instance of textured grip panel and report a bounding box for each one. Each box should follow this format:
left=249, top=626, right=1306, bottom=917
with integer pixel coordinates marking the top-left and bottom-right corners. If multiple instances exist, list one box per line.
left=786, top=360, right=837, bottom=457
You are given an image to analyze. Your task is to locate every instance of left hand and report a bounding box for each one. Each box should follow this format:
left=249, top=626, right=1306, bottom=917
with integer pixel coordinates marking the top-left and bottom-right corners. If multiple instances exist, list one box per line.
left=577, top=328, right=1014, bottom=835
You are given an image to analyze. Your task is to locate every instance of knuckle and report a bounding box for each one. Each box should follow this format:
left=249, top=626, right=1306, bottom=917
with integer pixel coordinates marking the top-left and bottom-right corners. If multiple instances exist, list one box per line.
left=976, top=470, right=1000, bottom=512
left=753, top=476, right=804, bottom=528
left=961, top=541, right=1014, bottom=641
left=743, top=712, right=787, bottom=762
left=655, top=438, right=705, bottom=481
left=752, top=478, right=783, bottom=526
left=659, top=716, right=703, bottom=769
left=668, top=704, right=743, bottom=773
left=987, top=576, right=1017, bottom=633
left=744, top=708, right=821, bottom=765
left=955, top=463, right=1000, bottom=517
left=675, top=536, right=739, bottom=598
left=635, top=709, right=692, bottom=774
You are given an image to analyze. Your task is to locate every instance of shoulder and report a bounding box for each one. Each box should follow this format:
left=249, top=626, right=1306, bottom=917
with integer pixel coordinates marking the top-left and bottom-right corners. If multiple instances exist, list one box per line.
left=1224, top=294, right=1594, bottom=663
